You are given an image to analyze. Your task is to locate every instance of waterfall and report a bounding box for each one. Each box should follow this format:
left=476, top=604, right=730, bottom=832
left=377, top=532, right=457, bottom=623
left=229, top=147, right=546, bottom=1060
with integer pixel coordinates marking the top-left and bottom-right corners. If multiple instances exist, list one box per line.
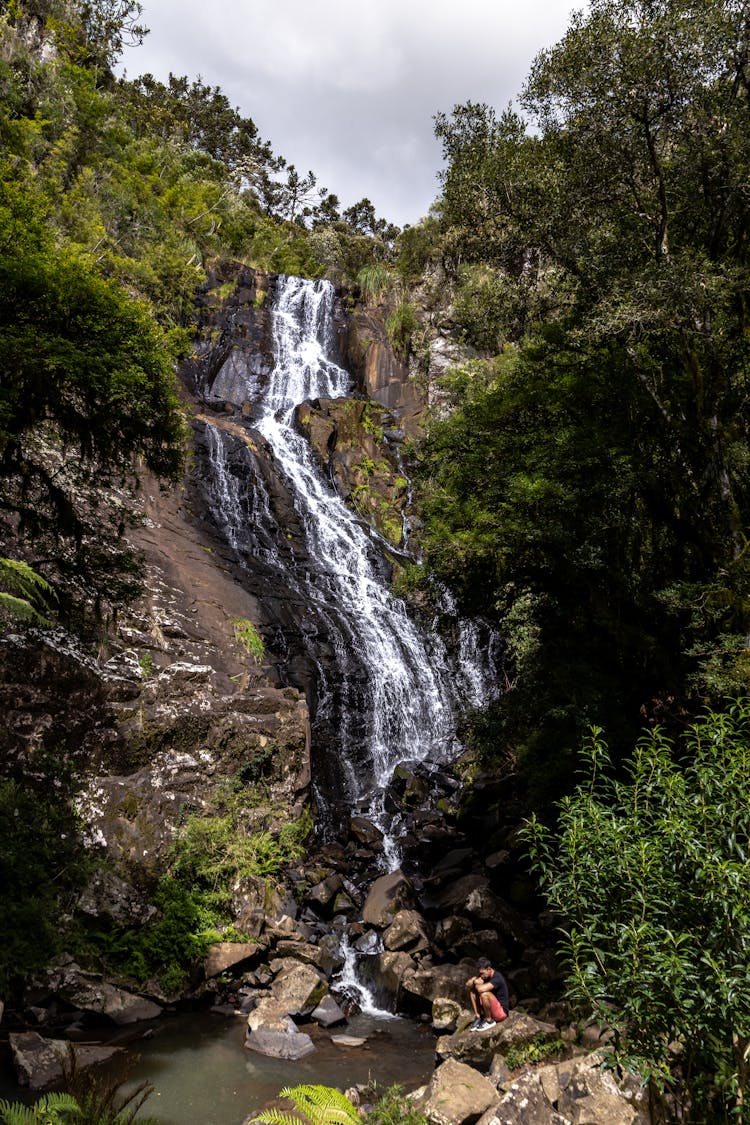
left=200, top=275, right=497, bottom=859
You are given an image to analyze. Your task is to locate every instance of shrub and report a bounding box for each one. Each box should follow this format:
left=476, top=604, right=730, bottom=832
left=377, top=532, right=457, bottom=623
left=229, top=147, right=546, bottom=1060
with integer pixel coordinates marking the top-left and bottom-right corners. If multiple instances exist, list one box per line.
left=525, top=703, right=750, bottom=1121
left=233, top=617, right=265, bottom=663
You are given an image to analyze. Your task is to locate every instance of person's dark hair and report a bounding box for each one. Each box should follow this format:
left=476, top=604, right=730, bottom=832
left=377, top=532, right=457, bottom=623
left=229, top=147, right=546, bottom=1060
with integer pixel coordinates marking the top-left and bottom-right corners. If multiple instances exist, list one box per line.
left=476, top=957, right=492, bottom=970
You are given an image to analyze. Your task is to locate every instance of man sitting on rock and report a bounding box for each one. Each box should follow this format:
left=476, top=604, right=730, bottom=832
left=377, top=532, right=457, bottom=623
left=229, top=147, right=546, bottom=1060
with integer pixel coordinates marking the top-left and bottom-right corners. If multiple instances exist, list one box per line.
left=466, top=957, right=509, bottom=1031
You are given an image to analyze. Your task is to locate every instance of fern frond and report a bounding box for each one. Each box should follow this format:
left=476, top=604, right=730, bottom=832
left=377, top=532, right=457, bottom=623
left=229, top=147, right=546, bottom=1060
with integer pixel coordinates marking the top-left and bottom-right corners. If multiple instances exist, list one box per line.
left=277, top=1085, right=360, bottom=1125
left=0, top=558, right=55, bottom=626
left=250, top=1109, right=306, bottom=1125
left=0, top=1092, right=81, bottom=1125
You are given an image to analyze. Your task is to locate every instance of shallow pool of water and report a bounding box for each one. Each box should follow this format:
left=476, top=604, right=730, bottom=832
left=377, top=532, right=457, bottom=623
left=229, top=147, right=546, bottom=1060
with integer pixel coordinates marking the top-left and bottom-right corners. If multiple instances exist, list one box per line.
left=0, top=1007, right=436, bottom=1124
left=122, top=1011, right=435, bottom=1125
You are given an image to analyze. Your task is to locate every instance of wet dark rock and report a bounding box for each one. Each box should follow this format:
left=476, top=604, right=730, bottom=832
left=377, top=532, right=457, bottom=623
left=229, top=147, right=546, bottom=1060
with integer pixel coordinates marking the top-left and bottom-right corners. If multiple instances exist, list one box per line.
left=9, top=1032, right=124, bottom=1090
left=306, top=873, right=344, bottom=911
left=349, top=816, right=384, bottom=848
left=382, top=909, right=430, bottom=953
left=204, top=942, right=260, bottom=980
left=310, top=994, right=347, bottom=1027
left=362, top=869, right=414, bottom=927
left=359, top=951, right=414, bottom=1007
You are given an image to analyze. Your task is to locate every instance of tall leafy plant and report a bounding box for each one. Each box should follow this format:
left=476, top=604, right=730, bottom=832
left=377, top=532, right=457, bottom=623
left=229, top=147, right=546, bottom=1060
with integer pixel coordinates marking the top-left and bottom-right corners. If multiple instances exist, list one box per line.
left=525, top=702, right=750, bottom=1121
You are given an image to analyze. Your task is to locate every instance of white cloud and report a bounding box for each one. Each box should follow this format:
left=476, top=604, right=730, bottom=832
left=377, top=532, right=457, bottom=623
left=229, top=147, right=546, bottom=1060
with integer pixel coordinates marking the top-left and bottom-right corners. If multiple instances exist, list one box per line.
left=121, top=0, right=582, bottom=225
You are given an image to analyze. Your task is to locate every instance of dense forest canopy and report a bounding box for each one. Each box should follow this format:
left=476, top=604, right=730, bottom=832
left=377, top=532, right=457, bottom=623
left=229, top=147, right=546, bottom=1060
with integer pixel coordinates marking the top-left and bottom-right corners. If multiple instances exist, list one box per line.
left=417, top=0, right=750, bottom=793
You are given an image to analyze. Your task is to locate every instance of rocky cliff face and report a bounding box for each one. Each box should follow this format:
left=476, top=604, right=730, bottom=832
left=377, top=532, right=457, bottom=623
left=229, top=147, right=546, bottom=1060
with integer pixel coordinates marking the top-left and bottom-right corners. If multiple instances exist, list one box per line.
left=0, top=261, right=424, bottom=947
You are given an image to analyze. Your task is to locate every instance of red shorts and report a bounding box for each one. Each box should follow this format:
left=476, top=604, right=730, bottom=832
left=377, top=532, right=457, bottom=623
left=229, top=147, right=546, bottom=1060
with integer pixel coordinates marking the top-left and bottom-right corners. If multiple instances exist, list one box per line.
left=487, top=994, right=507, bottom=1021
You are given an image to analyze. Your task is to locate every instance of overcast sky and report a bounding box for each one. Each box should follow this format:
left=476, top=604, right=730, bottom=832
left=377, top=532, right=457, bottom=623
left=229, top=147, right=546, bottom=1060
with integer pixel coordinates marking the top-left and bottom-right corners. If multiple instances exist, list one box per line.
left=120, top=1, right=582, bottom=228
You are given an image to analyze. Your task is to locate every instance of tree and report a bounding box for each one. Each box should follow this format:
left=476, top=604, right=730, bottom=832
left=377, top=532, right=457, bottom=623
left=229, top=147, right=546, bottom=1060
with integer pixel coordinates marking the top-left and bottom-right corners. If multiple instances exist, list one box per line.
left=425, top=0, right=750, bottom=767
left=0, top=170, right=184, bottom=610
left=525, top=702, right=750, bottom=1122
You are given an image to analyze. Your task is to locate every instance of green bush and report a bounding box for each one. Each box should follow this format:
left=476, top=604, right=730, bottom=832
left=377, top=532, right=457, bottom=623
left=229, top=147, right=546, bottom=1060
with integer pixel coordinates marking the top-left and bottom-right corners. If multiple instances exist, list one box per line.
left=385, top=302, right=417, bottom=360
left=0, top=774, right=90, bottom=1001
left=525, top=703, right=750, bottom=1121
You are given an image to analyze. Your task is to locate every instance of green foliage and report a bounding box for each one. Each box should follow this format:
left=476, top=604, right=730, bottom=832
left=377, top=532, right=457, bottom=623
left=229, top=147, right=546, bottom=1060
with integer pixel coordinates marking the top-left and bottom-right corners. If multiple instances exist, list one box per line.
left=0, top=1093, right=80, bottom=1125
left=364, top=1085, right=428, bottom=1125
left=419, top=0, right=750, bottom=785
left=524, top=702, right=750, bottom=1121
left=90, top=798, right=311, bottom=990
left=0, top=772, right=91, bottom=1000
left=502, top=1034, right=565, bottom=1072
left=0, top=556, right=55, bottom=626
left=385, top=302, right=417, bottom=360
left=233, top=617, right=265, bottom=663
left=355, top=263, right=394, bottom=306
left=252, top=1084, right=360, bottom=1125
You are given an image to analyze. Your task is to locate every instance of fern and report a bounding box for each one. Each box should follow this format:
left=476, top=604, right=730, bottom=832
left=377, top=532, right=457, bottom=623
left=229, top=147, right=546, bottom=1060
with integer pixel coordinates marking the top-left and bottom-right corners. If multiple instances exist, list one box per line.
left=0, top=558, right=55, bottom=626
left=253, top=1084, right=360, bottom=1125
left=0, top=1092, right=81, bottom=1125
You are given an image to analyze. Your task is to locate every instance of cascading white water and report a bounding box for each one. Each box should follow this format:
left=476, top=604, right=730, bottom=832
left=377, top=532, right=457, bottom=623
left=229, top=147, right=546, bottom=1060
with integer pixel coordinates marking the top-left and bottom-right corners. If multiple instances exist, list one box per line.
left=203, top=275, right=497, bottom=863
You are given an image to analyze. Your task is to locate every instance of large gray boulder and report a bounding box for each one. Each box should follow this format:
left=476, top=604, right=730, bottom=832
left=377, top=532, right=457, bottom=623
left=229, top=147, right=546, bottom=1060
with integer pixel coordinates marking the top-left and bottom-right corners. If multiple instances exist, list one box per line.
left=383, top=909, right=430, bottom=953
left=477, top=1052, right=651, bottom=1125
left=477, top=1072, right=569, bottom=1125
left=244, top=1021, right=315, bottom=1061
left=9, top=1033, right=123, bottom=1091
left=419, top=1058, right=498, bottom=1125
left=204, top=941, right=259, bottom=979
left=401, top=960, right=477, bottom=1009
left=436, top=1010, right=558, bottom=1068
left=44, top=960, right=162, bottom=1025
left=362, top=869, right=414, bottom=927
left=270, top=962, right=328, bottom=1016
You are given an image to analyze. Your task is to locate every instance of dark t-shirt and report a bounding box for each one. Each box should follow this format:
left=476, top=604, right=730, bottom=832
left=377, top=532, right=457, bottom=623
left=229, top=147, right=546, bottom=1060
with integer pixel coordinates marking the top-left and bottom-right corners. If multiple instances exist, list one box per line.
left=488, top=970, right=509, bottom=1013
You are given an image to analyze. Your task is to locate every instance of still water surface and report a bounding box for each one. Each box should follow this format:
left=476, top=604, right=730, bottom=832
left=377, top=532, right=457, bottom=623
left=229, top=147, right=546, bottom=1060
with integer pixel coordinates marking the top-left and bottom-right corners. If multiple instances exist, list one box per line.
left=122, top=1011, right=435, bottom=1125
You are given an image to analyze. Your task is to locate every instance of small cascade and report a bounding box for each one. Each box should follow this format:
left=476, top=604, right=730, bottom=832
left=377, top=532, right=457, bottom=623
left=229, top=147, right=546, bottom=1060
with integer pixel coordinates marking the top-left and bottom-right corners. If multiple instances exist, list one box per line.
left=200, top=275, right=497, bottom=859
left=333, top=934, right=395, bottom=1019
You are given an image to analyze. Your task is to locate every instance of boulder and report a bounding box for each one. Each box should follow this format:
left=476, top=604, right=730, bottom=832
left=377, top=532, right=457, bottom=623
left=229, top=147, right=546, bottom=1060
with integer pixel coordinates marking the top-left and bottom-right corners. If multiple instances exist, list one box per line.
left=383, top=909, right=430, bottom=953
left=310, top=994, right=347, bottom=1028
left=401, top=960, right=476, bottom=1009
left=432, top=875, right=526, bottom=944
left=204, top=942, right=259, bottom=979
left=76, top=872, right=157, bottom=926
left=270, top=962, right=328, bottom=1016
left=273, top=940, right=335, bottom=976
left=247, top=998, right=294, bottom=1032
left=436, top=1010, right=558, bottom=1068
left=350, top=816, right=384, bottom=848
left=244, top=1023, right=315, bottom=1061
left=362, top=869, right=414, bottom=927
left=431, top=997, right=466, bottom=1034
left=331, top=1035, right=367, bottom=1048
left=478, top=1072, right=569, bottom=1125
left=9, top=1032, right=123, bottom=1091
left=44, top=961, right=162, bottom=1025
left=306, top=874, right=344, bottom=910
left=556, top=1052, right=650, bottom=1124
left=420, top=1058, right=498, bottom=1125
left=478, top=1052, right=651, bottom=1125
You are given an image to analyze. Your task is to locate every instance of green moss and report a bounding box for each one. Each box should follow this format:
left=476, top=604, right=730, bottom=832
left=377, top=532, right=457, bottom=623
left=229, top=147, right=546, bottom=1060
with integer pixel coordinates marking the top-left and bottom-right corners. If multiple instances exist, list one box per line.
left=233, top=617, right=265, bottom=663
